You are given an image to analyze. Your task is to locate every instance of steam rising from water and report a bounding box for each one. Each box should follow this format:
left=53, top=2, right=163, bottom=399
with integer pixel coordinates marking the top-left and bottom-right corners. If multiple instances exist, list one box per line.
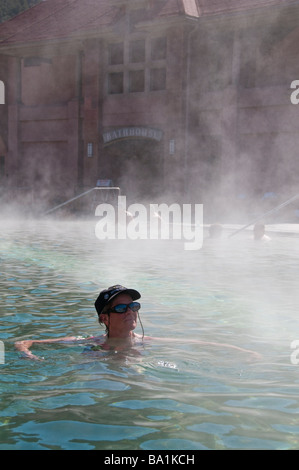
left=1, top=217, right=299, bottom=359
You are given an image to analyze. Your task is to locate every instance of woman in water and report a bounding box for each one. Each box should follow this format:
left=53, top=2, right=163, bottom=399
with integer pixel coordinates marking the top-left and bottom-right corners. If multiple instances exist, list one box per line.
left=15, top=284, right=261, bottom=360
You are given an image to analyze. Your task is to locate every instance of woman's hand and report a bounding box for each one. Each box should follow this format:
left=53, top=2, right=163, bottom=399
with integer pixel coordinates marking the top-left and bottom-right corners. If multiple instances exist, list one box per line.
left=15, top=340, right=44, bottom=361
left=14, top=336, right=88, bottom=361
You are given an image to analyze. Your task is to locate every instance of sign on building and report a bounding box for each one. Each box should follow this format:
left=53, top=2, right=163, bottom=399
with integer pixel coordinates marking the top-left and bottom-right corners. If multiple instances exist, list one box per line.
left=103, top=127, right=163, bottom=145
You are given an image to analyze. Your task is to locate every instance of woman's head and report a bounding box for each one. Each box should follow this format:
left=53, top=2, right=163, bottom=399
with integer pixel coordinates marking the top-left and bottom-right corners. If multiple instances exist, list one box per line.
left=95, top=285, right=141, bottom=338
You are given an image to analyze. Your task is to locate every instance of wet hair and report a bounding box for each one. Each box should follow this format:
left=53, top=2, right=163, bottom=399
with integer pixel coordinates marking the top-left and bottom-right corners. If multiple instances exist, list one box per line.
left=98, top=303, right=110, bottom=335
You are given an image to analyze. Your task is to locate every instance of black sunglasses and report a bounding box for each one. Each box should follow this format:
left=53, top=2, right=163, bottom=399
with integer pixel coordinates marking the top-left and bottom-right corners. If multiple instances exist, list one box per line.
left=108, top=301, right=141, bottom=314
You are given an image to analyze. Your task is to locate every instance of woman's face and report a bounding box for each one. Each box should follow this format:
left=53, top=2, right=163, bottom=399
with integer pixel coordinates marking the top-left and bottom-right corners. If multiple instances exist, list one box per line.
left=100, top=293, right=138, bottom=338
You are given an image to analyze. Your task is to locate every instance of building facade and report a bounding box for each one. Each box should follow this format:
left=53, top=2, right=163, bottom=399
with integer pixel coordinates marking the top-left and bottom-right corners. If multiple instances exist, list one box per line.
left=1, top=0, right=299, bottom=217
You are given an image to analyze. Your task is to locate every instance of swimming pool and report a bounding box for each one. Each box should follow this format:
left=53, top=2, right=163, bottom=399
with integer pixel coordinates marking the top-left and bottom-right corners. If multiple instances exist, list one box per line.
left=1, top=219, right=299, bottom=450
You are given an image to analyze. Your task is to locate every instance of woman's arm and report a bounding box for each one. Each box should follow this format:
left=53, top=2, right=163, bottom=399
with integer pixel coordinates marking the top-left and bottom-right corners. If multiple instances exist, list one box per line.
left=145, top=336, right=262, bottom=360
left=194, top=339, right=262, bottom=359
left=15, top=336, right=91, bottom=360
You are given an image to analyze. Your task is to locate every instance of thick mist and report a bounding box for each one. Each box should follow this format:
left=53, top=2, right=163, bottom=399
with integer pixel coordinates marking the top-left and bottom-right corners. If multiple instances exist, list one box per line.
left=1, top=3, right=299, bottom=225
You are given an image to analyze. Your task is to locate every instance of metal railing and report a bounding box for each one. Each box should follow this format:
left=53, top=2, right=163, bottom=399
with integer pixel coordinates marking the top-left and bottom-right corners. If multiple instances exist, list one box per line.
left=44, top=187, right=120, bottom=215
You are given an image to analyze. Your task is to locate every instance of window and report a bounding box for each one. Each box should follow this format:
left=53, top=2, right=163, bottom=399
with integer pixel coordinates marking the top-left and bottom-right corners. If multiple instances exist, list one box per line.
left=0, top=81, right=4, bottom=104
left=130, top=40, right=145, bottom=63
left=129, top=70, right=145, bottom=93
left=108, top=72, right=124, bottom=94
left=107, top=35, right=167, bottom=94
left=150, top=68, right=166, bottom=91
left=151, top=37, right=167, bottom=61
left=87, top=143, right=93, bottom=158
left=109, top=43, right=124, bottom=65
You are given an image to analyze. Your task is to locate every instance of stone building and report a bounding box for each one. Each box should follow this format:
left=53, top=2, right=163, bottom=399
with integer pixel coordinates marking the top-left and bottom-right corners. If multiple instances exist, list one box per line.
left=0, top=0, right=299, bottom=217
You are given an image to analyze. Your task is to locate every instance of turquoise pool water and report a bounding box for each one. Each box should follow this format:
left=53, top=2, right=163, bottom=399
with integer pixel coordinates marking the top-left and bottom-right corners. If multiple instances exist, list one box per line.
left=1, top=219, right=299, bottom=450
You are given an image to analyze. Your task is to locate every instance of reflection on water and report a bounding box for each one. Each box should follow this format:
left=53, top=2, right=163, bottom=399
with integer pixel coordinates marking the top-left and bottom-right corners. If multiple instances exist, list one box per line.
left=1, top=219, right=299, bottom=450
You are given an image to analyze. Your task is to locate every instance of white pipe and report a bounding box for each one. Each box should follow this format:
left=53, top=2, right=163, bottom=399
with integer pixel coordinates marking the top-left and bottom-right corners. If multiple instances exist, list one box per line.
left=43, top=188, right=96, bottom=215
left=229, top=193, right=299, bottom=237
